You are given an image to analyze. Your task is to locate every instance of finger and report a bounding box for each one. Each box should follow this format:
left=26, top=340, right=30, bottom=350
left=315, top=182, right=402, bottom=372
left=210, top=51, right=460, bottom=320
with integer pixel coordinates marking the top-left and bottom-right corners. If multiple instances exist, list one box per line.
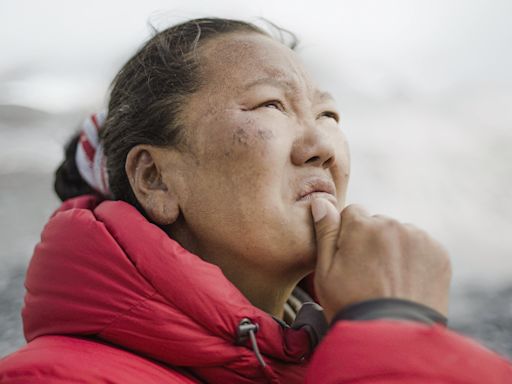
left=311, top=198, right=341, bottom=274
left=341, top=204, right=371, bottom=220
left=338, top=204, right=371, bottom=247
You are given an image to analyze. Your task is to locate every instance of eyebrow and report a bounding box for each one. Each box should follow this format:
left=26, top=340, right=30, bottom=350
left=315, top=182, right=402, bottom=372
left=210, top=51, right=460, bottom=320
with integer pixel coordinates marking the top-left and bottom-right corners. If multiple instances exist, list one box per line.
left=243, top=77, right=335, bottom=103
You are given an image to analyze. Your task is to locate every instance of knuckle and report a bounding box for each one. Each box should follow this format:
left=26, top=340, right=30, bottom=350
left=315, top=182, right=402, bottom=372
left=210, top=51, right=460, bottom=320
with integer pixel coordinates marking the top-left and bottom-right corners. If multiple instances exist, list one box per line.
left=375, top=217, right=401, bottom=238
left=373, top=213, right=400, bottom=228
left=402, top=222, right=419, bottom=232
left=385, top=217, right=401, bottom=230
left=372, top=213, right=392, bottom=221
left=402, top=222, right=428, bottom=241
left=342, top=204, right=368, bottom=221
left=349, top=215, right=366, bottom=229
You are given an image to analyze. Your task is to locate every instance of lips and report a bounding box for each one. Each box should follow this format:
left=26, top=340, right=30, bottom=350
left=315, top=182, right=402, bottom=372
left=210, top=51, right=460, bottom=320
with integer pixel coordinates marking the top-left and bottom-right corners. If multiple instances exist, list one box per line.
left=297, top=177, right=337, bottom=204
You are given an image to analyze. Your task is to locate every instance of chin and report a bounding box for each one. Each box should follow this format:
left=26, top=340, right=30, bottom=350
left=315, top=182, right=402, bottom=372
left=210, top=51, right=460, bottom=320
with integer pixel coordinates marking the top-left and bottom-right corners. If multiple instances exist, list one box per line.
left=288, top=218, right=317, bottom=265
left=284, top=236, right=317, bottom=275
left=261, top=210, right=317, bottom=273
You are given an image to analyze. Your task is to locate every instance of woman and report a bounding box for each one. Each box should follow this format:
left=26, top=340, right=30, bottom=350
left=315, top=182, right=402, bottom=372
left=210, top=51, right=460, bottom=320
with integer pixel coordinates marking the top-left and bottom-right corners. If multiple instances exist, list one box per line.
left=0, top=17, right=510, bottom=384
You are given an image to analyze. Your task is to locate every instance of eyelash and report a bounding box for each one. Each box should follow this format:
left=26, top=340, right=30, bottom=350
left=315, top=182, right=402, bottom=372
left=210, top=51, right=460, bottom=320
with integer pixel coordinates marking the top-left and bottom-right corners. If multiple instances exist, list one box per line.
left=260, top=100, right=284, bottom=111
left=258, top=100, right=339, bottom=123
left=318, top=111, right=340, bottom=122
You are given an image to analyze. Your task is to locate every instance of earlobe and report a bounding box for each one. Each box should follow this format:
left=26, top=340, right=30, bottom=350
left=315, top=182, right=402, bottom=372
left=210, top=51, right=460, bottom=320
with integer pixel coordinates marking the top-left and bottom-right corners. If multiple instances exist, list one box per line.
left=125, top=145, right=180, bottom=225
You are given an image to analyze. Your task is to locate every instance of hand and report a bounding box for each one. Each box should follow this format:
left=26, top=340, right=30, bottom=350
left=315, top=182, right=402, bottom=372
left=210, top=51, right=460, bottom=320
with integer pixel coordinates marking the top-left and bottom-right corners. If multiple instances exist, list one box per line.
left=311, top=199, right=452, bottom=323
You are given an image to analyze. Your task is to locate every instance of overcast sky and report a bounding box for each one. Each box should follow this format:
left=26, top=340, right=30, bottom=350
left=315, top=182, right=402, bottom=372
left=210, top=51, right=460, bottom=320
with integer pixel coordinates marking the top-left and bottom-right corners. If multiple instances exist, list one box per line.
left=1, top=0, right=511, bottom=111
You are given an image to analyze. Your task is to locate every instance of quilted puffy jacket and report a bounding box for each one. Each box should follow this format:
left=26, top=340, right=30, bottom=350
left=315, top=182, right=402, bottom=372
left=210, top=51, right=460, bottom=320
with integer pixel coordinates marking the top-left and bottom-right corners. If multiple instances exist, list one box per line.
left=0, top=195, right=511, bottom=383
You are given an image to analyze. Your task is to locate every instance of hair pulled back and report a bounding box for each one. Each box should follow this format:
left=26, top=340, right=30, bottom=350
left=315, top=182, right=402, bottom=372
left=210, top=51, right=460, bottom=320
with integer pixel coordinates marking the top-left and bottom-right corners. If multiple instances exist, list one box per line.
left=54, top=18, right=297, bottom=208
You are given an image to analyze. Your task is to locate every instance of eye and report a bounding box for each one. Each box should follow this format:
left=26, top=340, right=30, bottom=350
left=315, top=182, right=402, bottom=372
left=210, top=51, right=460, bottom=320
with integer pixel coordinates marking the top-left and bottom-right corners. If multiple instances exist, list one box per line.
left=258, top=100, right=285, bottom=111
left=318, top=111, right=340, bottom=123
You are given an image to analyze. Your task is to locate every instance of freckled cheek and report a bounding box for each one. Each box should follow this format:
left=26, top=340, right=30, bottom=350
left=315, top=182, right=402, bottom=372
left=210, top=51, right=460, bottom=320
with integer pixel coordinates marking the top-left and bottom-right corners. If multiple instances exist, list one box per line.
left=217, top=123, right=279, bottom=163
left=216, top=129, right=284, bottom=202
left=196, top=111, right=285, bottom=176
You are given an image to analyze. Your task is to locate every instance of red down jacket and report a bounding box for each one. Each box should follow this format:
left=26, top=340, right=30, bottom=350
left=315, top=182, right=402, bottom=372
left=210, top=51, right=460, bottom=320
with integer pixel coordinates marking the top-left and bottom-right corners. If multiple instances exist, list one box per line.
left=0, top=195, right=511, bottom=383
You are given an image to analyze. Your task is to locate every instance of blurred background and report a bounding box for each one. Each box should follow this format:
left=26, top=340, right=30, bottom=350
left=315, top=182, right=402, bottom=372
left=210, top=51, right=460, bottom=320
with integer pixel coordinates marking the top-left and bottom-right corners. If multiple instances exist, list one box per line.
left=1, top=0, right=511, bottom=357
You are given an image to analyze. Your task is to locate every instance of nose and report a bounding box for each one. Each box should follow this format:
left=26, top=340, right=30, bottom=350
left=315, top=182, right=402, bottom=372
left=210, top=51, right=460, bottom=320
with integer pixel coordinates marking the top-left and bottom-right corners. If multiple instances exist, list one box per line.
left=291, top=122, right=336, bottom=169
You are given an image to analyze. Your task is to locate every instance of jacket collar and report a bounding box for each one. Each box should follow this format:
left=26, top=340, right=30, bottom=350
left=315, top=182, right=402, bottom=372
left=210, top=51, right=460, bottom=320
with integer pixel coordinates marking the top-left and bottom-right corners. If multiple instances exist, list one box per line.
left=24, top=195, right=322, bottom=383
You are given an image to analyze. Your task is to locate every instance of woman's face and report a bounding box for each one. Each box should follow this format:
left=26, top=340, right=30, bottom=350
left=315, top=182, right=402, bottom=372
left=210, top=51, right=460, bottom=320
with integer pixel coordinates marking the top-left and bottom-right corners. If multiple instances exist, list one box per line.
left=167, top=33, right=350, bottom=277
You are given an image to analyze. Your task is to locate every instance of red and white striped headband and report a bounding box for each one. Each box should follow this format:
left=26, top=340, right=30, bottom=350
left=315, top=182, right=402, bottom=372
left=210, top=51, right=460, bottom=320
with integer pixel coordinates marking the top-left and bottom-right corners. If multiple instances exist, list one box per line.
left=75, top=111, right=110, bottom=196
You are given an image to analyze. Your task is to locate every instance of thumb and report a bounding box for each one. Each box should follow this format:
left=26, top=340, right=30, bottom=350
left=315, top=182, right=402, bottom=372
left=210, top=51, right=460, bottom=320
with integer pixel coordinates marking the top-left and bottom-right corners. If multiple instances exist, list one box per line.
left=311, top=198, right=341, bottom=274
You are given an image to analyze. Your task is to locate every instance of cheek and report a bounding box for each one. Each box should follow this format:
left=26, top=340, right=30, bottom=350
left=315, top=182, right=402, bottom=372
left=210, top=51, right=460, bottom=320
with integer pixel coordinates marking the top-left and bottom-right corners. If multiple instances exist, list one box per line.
left=223, top=117, right=277, bottom=160
left=181, top=116, right=296, bottom=259
left=201, top=114, right=285, bottom=182
left=187, top=113, right=287, bottom=207
left=227, top=125, right=285, bottom=207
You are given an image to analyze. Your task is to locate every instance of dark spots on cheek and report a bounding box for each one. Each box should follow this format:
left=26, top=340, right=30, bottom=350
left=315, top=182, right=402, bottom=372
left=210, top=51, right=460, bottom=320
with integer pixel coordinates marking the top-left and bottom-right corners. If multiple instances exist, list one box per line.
left=223, top=150, right=232, bottom=158
left=233, top=127, right=251, bottom=146
left=224, top=121, right=276, bottom=159
left=232, top=125, right=275, bottom=148
left=221, top=128, right=247, bottom=158
left=257, top=128, right=275, bottom=141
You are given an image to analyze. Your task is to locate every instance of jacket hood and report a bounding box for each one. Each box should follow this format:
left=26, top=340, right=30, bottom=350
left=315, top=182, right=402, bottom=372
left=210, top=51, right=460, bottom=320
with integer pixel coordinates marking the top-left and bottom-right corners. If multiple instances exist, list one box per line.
left=23, top=195, right=316, bottom=383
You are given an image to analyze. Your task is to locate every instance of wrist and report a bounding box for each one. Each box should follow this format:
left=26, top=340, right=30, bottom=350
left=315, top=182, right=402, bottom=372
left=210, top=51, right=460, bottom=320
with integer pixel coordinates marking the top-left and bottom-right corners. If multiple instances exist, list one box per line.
left=331, top=298, right=448, bottom=327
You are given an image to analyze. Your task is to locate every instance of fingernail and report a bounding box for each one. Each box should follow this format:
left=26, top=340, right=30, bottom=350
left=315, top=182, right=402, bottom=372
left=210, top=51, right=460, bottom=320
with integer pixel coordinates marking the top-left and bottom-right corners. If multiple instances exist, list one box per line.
left=311, top=199, right=328, bottom=222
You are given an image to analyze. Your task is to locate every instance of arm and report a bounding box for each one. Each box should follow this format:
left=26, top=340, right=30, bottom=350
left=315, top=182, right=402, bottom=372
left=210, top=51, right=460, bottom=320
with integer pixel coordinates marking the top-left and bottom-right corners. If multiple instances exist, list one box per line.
left=306, top=315, right=512, bottom=384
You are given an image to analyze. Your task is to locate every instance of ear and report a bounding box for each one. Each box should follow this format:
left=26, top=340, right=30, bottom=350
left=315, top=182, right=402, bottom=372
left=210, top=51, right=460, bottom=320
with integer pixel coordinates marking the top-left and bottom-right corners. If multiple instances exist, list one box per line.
left=125, top=145, right=180, bottom=225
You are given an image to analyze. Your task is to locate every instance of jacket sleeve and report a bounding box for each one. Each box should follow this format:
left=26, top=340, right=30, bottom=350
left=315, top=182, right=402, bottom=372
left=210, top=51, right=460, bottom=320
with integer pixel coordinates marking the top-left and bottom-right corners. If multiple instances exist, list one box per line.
left=305, top=299, right=512, bottom=384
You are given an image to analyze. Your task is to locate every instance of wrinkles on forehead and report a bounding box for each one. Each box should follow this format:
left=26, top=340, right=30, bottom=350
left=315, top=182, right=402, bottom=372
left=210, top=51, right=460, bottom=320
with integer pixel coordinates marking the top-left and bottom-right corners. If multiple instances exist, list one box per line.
left=243, top=76, right=335, bottom=104
left=197, top=33, right=316, bottom=101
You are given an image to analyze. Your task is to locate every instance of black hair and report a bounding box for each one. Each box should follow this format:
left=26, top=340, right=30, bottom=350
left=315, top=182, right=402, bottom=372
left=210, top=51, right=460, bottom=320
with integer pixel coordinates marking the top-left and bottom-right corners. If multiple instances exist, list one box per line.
left=54, top=134, right=96, bottom=201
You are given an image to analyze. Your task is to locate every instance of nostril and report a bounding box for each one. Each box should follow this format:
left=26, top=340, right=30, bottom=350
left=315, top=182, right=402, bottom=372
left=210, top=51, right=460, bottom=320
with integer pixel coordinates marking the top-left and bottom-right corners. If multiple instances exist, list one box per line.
left=305, top=155, right=334, bottom=168
left=322, top=156, right=335, bottom=169
left=305, top=156, right=320, bottom=164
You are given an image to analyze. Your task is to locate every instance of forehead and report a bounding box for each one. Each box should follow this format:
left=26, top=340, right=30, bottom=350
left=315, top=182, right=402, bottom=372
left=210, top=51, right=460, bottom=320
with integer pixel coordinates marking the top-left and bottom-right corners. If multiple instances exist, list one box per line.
left=198, top=33, right=319, bottom=96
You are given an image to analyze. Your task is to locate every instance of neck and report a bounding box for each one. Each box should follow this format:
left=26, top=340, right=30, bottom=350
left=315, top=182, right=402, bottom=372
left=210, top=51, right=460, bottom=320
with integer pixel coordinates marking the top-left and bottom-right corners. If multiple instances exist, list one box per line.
left=221, top=266, right=301, bottom=319
left=168, top=223, right=308, bottom=319
left=200, top=244, right=304, bottom=318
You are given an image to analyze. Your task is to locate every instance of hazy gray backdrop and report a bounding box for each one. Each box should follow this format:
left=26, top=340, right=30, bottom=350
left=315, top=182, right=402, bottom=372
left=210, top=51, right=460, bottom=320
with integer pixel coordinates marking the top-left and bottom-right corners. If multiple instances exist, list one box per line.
left=1, top=0, right=511, bottom=357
